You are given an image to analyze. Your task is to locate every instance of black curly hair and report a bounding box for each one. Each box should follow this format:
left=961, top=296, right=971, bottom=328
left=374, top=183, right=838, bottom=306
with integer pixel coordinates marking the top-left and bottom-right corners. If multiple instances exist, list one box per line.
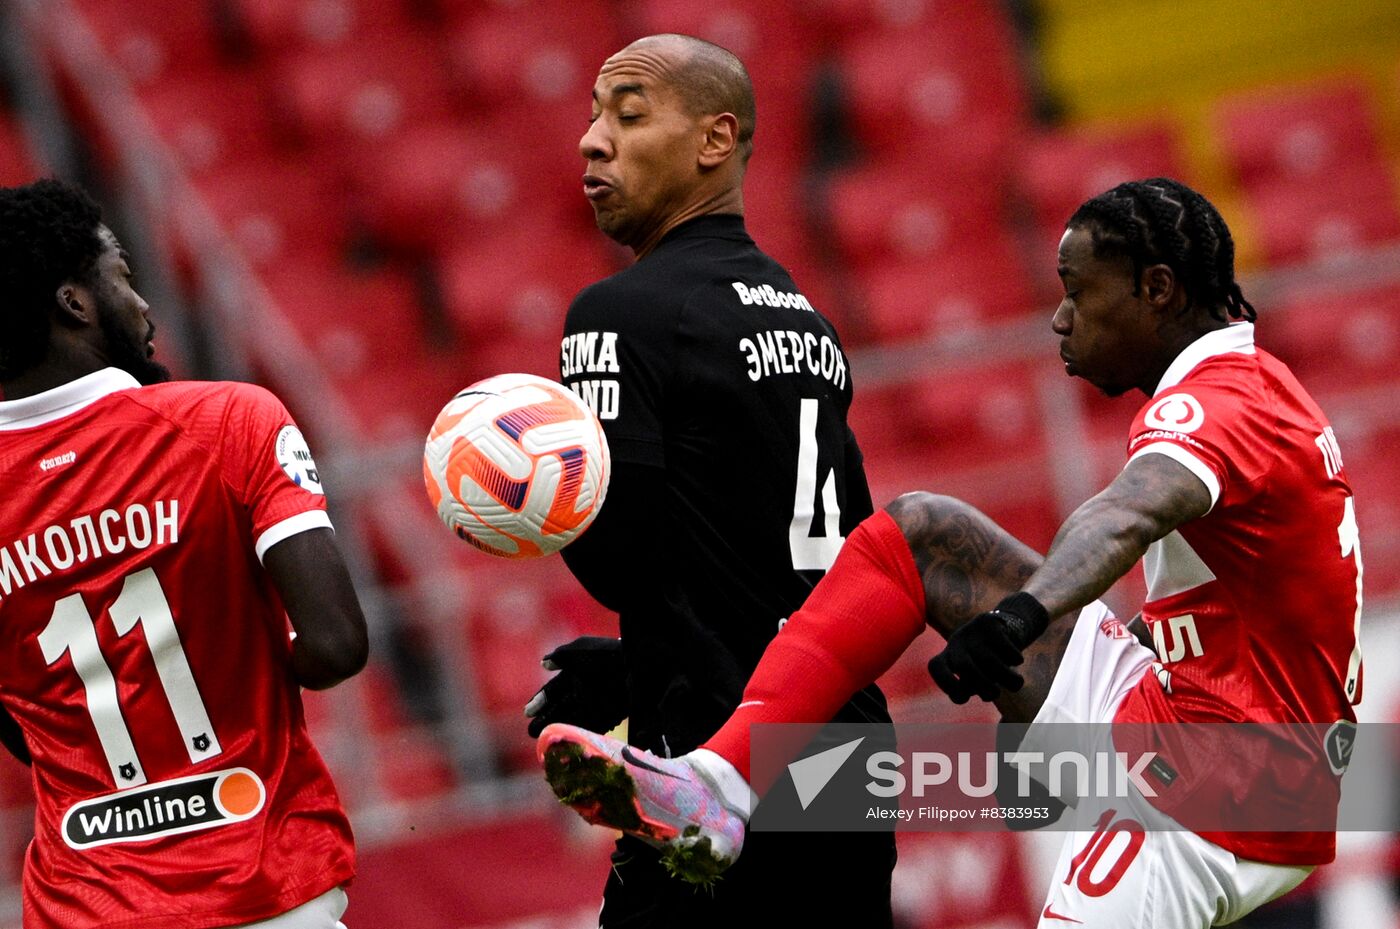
left=1067, top=177, right=1255, bottom=323
left=0, top=178, right=106, bottom=379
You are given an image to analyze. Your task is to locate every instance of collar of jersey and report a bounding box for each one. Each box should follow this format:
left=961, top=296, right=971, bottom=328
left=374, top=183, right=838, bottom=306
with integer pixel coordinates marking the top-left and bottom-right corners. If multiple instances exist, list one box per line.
left=0, top=367, right=141, bottom=430
left=655, top=212, right=748, bottom=250
left=1153, top=322, right=1256, bottom=396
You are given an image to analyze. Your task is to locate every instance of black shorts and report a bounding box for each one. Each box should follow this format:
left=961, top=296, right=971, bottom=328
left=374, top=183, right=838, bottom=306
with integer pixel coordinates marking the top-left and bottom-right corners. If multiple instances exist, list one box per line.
left=598, top=828, right=896, bottom=928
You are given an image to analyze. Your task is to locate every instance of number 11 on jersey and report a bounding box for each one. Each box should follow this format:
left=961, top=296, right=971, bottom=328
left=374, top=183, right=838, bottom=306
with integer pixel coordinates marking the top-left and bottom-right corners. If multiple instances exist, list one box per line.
left=39, top=567, right=222, bottom=787
left=789, top=398, right=844, bottom=571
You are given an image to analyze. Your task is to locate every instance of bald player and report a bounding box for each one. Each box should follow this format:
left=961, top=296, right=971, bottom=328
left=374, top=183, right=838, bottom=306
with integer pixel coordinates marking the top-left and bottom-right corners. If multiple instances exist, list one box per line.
left=525, top=34, right=897, bottom=927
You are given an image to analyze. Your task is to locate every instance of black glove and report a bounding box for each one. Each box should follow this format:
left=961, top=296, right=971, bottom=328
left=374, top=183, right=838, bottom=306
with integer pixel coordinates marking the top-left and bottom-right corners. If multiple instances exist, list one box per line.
left=928, top=592, right=1050, bottom=704
left=525, top=636, right=629, bottom=738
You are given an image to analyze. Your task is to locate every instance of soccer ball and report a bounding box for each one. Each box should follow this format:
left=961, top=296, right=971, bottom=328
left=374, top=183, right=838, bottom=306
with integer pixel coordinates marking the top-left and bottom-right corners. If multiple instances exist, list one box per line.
left=423, top=373, right=610, bottom=558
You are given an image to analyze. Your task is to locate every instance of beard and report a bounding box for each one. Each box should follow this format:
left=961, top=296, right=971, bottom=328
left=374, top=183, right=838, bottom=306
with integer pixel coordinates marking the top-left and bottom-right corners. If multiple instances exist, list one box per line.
left=97, top=297, right=171, bottom=386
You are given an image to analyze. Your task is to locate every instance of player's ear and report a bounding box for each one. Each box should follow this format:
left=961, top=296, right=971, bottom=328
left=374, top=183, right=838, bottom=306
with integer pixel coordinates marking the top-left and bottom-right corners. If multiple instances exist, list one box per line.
left=698, top=113, right=739, bottom=168
left=54, top=282, right=95, bottom=327
left=1140, top=263, right=1179, bottom=312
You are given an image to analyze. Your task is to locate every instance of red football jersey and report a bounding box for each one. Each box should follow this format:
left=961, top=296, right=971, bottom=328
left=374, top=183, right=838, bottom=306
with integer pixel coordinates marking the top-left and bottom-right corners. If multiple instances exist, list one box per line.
left=0, top=369, right=354, bottom=928
left=1112, top=324, right=1362, bottom=864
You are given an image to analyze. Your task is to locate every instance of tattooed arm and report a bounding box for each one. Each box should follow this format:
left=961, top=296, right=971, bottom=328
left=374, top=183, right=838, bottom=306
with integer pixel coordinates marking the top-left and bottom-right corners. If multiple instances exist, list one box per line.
left=1024, top=453, right=1212, bottom=622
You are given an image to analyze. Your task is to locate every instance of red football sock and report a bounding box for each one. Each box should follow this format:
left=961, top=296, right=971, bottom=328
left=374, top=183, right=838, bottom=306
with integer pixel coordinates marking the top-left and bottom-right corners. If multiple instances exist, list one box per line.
left=701, top=509, right=926, bottom=794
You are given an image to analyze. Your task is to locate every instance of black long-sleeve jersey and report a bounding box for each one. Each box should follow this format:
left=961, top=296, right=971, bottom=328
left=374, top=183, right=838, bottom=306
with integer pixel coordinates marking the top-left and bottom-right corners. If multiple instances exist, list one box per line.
left=558, top=213, right=891, bottom=757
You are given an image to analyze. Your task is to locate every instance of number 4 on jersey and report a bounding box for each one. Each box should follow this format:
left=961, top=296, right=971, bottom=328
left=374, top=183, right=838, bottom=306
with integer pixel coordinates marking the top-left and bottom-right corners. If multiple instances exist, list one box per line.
left=789, top=399, right=844, bottom=571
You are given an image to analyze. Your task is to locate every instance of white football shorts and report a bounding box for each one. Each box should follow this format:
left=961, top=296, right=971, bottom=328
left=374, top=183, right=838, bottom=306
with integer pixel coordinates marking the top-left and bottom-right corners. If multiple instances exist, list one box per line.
left=226, top=887, right=349, bottom=929
left=1027, top=602, right=1313, bottom=928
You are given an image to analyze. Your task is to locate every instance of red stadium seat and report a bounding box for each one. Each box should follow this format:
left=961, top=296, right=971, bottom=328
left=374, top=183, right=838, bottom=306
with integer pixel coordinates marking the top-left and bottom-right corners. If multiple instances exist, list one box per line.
left=259, top=260, right=473, bottom=439
left=1237, top=284, right=1400, bottom=599
left=73, top=0, right=228, bottom=84
left=853, top=242, right=1039, bottom=344
left=739, top=159, right=845, bottom=337
left=258, top=261, right=425, bottom=374
left=804, top=0, right=1020, bottom=44
left=1074, top=376, right=1150, bottom=450
left=229, top=0, right=412, bottom=55
left=1215, top=77, right=1387, bottom=189
left=349, top=118, right=592, bottom=258
left=833, top=11, right=1027, bottom=180
left=857, top=358, right=1070, bottom=556
left=465, top=332, right=572, bottom=385
left=467, top=561, right=592, bottom=771
left=824, top=163, right=1010, bottom=271
left=377, top=725, right=459, bottom=799
left=740, top=152, right=821, bottom=279
left=192, top=155, right=350, bottom=267
left=1266, top=282, right=1400, bottom=389
left=466, top=112, right=600, bottom=232
left=872, top=359, right=1052, bottom=458
left=634, top=0, right=812, bottom=57
left=795, top=0, right=891, bottom=42
left=352, top=353, right=466, bottom=443
left=435, top=224, right=616, bottom=353
left=272, top=34, right=456, bottom=149
left=1336, top=420, right=1400, bottom=598
left=1239, top=161, right=1400, bottom=266
left=470, top=595, right=554, bottom=720
left=136, top=67, right=280, bottom=178
left=861, top=442, right=1064, bottom=552
left=443, top=0, right=618, bottom=110
left=0, top=114, right=40, bottom=185
left=0, top=750, right=33, bottom=890
left=352, top=667, right=457, bottom=796
left=442, top=1, right=620, bottom=200
left=357, top=664, right=417, bottom=735
left=1019, top=120, right=1191, bottom=251
left=631, top=0, right=817, bottom=162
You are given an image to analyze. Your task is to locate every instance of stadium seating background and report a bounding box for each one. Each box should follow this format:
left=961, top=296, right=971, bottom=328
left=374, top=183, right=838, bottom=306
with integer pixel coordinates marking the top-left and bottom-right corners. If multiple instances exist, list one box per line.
left=1, top=0, right=1399, bottom=925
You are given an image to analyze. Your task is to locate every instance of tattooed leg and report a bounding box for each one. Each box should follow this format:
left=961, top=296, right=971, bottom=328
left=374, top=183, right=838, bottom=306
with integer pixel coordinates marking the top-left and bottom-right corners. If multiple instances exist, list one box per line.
left=884, top=492, right=1074, bottom=724
left=702, top=497, right=1079, bottom=784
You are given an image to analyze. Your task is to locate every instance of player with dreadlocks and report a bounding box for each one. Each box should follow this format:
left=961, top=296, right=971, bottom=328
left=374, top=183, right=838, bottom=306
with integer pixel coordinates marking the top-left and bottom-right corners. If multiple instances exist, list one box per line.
left=538, top=178, right=1363, bottom=928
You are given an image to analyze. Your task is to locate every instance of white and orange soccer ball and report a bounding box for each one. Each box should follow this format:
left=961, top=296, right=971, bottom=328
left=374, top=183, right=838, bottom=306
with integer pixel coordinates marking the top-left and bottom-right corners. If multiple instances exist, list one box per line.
left=423, top=373, right=610, bottom=558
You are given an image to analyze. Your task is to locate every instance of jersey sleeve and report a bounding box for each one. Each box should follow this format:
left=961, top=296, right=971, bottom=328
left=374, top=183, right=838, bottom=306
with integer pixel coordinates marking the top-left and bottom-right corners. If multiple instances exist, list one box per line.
left=218, top=385, right=332, bottom=561
left=1125, top=377, right=1275, bottom=511
left=560, top=280, right=680, bottom=468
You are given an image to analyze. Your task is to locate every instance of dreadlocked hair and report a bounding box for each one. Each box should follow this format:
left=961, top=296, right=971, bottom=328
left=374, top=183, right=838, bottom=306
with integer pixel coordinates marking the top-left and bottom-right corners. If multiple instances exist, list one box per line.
left=1067, top=177, right=1255, bottom=323
left=0, top=178, right=105, bottom=379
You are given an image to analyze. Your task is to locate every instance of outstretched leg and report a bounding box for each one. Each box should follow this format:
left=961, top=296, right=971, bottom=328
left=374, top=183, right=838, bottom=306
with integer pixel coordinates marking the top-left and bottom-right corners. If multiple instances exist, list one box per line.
left=539, top=493, right=1084, bottom=884
left=696, top=491, right=1078, bottom=783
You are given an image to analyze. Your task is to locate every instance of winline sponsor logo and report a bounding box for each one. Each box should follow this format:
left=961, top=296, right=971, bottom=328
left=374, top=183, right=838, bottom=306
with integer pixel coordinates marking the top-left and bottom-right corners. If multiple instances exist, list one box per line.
left=62, top=768, right=266, bottom=849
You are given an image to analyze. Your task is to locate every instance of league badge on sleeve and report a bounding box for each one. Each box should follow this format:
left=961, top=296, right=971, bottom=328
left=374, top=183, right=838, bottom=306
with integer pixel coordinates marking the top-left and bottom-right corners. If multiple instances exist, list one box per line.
left=275, top=426, right=324, bottom=495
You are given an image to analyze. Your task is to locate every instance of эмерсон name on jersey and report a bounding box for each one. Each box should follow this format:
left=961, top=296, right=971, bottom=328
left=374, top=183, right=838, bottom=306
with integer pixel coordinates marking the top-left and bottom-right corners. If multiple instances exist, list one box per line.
left=732, top=282, right=847, bottom=389
left=560, top=282, right=848, bottom=421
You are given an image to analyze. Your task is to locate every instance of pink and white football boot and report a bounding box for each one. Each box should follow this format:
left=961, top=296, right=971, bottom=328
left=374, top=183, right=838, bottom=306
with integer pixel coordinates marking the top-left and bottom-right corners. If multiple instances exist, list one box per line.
left=537, top=723, right=747, bottom=886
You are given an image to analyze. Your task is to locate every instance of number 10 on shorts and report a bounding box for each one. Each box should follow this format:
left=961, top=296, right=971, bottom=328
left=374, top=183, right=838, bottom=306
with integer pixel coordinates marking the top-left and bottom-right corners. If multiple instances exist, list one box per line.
left=1064, top=809, right=1146, bottom=897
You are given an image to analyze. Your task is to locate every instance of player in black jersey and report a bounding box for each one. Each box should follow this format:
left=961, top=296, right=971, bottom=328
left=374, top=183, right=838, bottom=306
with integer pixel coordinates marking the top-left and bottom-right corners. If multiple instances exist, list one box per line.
left=525, top=33, right=896, bottom=927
